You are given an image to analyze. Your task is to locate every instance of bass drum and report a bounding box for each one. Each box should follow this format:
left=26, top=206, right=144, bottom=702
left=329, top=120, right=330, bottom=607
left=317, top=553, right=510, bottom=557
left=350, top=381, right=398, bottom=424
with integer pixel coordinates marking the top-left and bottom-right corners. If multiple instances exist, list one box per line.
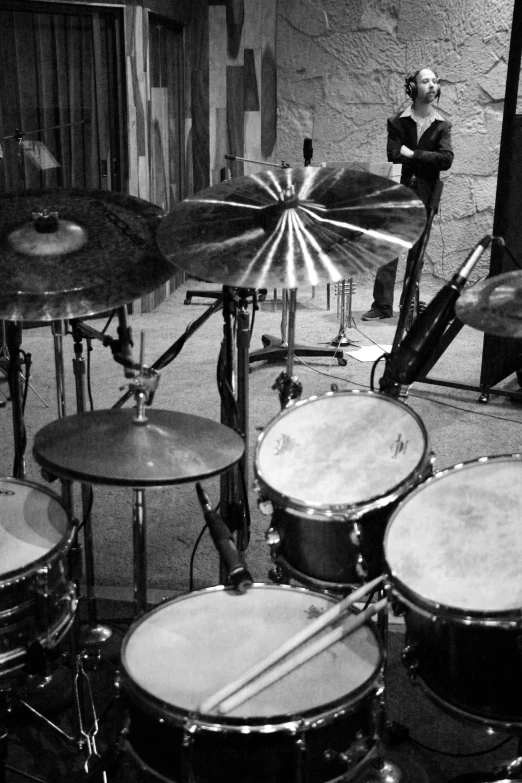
left=0, top=478, right=76, bottom=681
left=255, top=390, right=433, bottom=591
left=384, top=455, right=522, bottom=729
left=120, top=583, right=384, bottom=783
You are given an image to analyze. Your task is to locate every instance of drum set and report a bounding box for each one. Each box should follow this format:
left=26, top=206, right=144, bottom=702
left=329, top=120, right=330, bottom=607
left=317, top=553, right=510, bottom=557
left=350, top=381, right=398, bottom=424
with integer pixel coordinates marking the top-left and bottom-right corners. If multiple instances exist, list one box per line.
left=0, top=165, right=521, bottom=783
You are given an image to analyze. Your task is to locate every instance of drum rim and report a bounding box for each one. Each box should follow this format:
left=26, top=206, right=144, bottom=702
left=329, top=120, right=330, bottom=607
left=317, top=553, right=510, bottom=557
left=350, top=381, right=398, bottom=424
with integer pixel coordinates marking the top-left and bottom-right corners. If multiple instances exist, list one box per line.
left=0, top=477, right=74, bottom=585
left=384, top=453, right=522, bottom=623
left=254, top=389, right=432, bottom=518
left=120, top=583, right=384, bottom=732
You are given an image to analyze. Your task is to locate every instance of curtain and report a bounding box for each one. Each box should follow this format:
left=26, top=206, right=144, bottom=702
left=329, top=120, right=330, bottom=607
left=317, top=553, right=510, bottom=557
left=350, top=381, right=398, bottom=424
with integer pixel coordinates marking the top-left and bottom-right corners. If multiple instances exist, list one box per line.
left=0, top=2, right=126, bottom=193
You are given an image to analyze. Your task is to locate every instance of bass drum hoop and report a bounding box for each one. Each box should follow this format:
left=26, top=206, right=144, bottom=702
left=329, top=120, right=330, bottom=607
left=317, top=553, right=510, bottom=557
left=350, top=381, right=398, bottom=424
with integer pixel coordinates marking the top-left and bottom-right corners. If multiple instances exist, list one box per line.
left=119, top=583, right=384, bottom=735
left=384, top=455, right=522, bottom=628
left=0, top=477, right=75, bottom=589
left=255, top=390, right=432, bottom=520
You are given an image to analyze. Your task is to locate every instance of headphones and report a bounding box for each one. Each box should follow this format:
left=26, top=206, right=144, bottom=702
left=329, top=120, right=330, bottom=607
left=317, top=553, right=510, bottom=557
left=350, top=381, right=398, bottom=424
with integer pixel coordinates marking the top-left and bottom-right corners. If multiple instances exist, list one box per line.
left=405, top=69, right=441, bottom=100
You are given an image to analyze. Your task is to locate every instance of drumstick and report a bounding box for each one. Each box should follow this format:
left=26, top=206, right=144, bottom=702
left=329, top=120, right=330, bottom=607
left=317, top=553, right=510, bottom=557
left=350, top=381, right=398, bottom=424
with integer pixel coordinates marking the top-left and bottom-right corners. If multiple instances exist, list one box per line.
left=198, top=573, right=385, bottom=714
left=216, top=597, right=387, bottom=715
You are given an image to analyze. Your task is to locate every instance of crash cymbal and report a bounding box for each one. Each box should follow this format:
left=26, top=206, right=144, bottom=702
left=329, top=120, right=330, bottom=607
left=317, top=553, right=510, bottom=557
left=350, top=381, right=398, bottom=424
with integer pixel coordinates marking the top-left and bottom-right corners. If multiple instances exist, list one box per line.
left=156, top=166, right=426, bottom=289
left=33, top=409, right=244, bottom=487
left=455, top=270, right=522, bottom=338
left=0, top=188, right=176, bottom=321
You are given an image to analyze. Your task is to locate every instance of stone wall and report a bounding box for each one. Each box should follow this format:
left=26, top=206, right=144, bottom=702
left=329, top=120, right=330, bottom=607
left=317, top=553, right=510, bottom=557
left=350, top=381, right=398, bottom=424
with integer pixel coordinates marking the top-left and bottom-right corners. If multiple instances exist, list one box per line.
left=276, top=0, right=514, bottom=290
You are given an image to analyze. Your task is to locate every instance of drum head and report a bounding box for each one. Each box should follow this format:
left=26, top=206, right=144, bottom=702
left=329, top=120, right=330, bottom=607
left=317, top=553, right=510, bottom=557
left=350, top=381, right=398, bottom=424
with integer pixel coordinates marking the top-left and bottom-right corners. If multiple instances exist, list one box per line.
left=255, top=391, right=428, bottom=513
left=385, top=456, right=522, bottom=614
left=0, top=478, right=69, bottom=577
left=121, top=584, right=382, bottom=722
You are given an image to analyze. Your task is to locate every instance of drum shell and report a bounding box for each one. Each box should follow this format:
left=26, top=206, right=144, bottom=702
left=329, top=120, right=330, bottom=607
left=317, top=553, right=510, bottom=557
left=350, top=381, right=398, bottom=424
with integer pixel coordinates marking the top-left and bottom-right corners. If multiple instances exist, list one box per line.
left=270, top=503, right=391, bottom=587
left=0, top=478, right=76, bottom=678
left=119, top=584, right=384, bottom=783
left=123, top=687, right=380, bottom=783
left=398, top=598, right=522, bottom=725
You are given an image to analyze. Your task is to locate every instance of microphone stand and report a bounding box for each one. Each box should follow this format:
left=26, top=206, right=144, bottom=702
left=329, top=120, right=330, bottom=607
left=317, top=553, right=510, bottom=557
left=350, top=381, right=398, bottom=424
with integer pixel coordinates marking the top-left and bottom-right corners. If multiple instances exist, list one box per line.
left=391, top=180, right=444, bottom=355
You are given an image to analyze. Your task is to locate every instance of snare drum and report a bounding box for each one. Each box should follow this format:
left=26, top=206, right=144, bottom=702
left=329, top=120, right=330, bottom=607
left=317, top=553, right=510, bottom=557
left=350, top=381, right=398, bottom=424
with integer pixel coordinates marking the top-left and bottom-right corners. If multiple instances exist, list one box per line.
left=0, top=478, right=76, bottom=680
left=255, top=390, right=433, bottom=591
left=384, top=455, right=522, bottom=728
left=120, top=584, right=383, bottom=783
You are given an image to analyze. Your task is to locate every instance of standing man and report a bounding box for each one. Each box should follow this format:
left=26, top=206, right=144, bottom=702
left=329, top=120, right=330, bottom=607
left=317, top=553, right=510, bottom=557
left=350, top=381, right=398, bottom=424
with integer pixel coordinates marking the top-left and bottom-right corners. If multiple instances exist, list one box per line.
left=362, top=67, right=454, bottom=320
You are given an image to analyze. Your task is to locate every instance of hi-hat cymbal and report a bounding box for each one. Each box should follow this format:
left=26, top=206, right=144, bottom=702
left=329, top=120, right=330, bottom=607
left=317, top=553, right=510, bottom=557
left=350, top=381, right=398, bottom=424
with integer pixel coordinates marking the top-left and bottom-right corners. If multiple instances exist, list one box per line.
left=156, top=166, right=426, bottom=289
left=455, top=270, right=522, bottom=338
left=33, top=409, right=244, bottom=487
left=0, top=188, right=176, bottom=321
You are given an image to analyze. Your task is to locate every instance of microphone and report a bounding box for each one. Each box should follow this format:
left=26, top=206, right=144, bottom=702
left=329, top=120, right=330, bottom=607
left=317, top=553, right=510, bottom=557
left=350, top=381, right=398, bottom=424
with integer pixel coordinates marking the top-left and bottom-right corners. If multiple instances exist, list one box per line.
left=303, top=137, right=313, bottom=166
left=195, top=483, right=253, bottom=593
left=379, top=234, right=493, bottom=397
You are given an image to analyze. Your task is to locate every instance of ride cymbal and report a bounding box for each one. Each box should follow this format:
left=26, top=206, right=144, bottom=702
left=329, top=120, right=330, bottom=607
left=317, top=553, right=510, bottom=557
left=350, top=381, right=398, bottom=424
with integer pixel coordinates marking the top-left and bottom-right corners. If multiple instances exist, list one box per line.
left=455, top=270, right=522, bottom=338
left=33, top=409, right=245, bottom=487
left=0, top=188, right=176, bottom=321
left=156, top=166, right=426, bottom=289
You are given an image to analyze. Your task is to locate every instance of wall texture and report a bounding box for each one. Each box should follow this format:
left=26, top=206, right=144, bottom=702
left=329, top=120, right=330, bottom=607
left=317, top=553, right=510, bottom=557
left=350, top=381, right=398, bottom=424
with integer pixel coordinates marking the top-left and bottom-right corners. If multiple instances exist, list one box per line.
left=276, top=0, right=514, bottom=289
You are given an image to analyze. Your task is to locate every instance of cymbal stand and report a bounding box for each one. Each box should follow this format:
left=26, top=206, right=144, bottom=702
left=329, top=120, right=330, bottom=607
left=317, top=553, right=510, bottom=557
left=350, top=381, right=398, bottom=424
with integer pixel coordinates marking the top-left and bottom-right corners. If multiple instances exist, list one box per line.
left=271, top=289, right=304, bottom=408
left=218, top=287, right=253, bottom=568
left=5, top=322, right=27, bottom=478
left=249, top=287, right=346, bottom=369
left=330, top=279, right=360, bottom=347
left=122, top=367, right=160, bottom=617
left=69, top=320, right=112, bottom=645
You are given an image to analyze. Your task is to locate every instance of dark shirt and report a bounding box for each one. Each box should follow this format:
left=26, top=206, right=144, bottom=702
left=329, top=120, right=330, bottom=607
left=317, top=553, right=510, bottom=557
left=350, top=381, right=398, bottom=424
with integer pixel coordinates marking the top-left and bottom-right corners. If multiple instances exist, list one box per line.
left=386, top=108, right=454, bottom=205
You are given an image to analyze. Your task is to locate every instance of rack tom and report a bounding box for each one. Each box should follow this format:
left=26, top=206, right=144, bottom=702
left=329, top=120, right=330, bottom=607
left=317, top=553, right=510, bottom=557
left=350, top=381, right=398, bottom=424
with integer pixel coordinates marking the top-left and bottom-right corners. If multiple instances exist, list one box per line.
left=385, top=455, right=522, bottom=728
left=255, top=390, right=433, bottom=591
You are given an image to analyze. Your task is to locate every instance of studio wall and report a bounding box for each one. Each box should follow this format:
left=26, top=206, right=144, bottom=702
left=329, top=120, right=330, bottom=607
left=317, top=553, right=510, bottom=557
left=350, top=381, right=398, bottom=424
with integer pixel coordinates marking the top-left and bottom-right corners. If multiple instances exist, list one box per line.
left=276, top=0, right=513, bottom=290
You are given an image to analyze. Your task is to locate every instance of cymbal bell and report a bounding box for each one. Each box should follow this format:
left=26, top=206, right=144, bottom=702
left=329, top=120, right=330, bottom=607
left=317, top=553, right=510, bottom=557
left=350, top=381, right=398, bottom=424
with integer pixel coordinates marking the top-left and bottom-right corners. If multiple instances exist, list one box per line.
left=0, top=188, right=176, bottom=321
left=156, top=166, right=426, bottom=290
left=455, top=270, right=522, bottom=338
left=33, top=409, right=245, bottom=487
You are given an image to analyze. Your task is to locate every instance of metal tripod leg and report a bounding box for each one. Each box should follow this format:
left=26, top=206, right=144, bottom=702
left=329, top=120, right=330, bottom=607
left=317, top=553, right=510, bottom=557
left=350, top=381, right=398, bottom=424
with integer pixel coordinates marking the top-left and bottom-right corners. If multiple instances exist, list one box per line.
left=70, top=324, right=112, bottom=644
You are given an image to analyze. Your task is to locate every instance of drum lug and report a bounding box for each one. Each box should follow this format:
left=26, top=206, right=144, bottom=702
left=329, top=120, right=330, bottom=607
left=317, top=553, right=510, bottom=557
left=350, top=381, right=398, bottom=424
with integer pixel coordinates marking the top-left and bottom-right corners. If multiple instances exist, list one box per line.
left=35, top=567, right=51, bottom=632
left=266, top=527, right=281, bottom=556
left=324, top=731, right=369, bottom=767
left=258, top=495, right=274, bottom=517
left=268, top=565, right=289, bottom=585
left=355, top=554, right=369, bottom=581
left=349, top=522, right=361, bottom=547
left=401, top=644, right=419, bottom=678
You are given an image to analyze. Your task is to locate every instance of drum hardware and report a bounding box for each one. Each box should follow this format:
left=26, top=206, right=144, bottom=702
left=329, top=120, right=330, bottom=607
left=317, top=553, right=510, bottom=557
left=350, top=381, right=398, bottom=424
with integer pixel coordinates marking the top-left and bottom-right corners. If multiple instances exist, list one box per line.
left=224, top=152, right=292, bottom=169
left=330, top=279, right=360, bottom=348
left=0, top=478, right=114, bottom=779
left=2, top=121, right=88, bottom=190
left=217, top=287, right=254, bottom=563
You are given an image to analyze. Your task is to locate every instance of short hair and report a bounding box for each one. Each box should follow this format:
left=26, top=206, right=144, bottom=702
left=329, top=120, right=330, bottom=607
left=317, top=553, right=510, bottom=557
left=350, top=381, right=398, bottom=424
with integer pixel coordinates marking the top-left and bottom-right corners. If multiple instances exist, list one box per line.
left=404, top=68, right=441, bottom=100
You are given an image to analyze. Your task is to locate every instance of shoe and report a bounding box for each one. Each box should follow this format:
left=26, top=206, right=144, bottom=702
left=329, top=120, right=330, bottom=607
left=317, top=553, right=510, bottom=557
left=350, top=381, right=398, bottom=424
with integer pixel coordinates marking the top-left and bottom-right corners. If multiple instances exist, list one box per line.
left=361, top=309, right=392, bottom=321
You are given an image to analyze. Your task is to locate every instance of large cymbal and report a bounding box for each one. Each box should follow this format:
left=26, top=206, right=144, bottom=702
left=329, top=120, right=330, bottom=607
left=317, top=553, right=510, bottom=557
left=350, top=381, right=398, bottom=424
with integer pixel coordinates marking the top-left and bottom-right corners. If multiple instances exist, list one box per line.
left=0, top=188, right=177, bottom=321
left=156, top=166, right=426, bottom=289
left=455, top=270, right=522, bottom=338
left=33, top=409, right=244, bottom=487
